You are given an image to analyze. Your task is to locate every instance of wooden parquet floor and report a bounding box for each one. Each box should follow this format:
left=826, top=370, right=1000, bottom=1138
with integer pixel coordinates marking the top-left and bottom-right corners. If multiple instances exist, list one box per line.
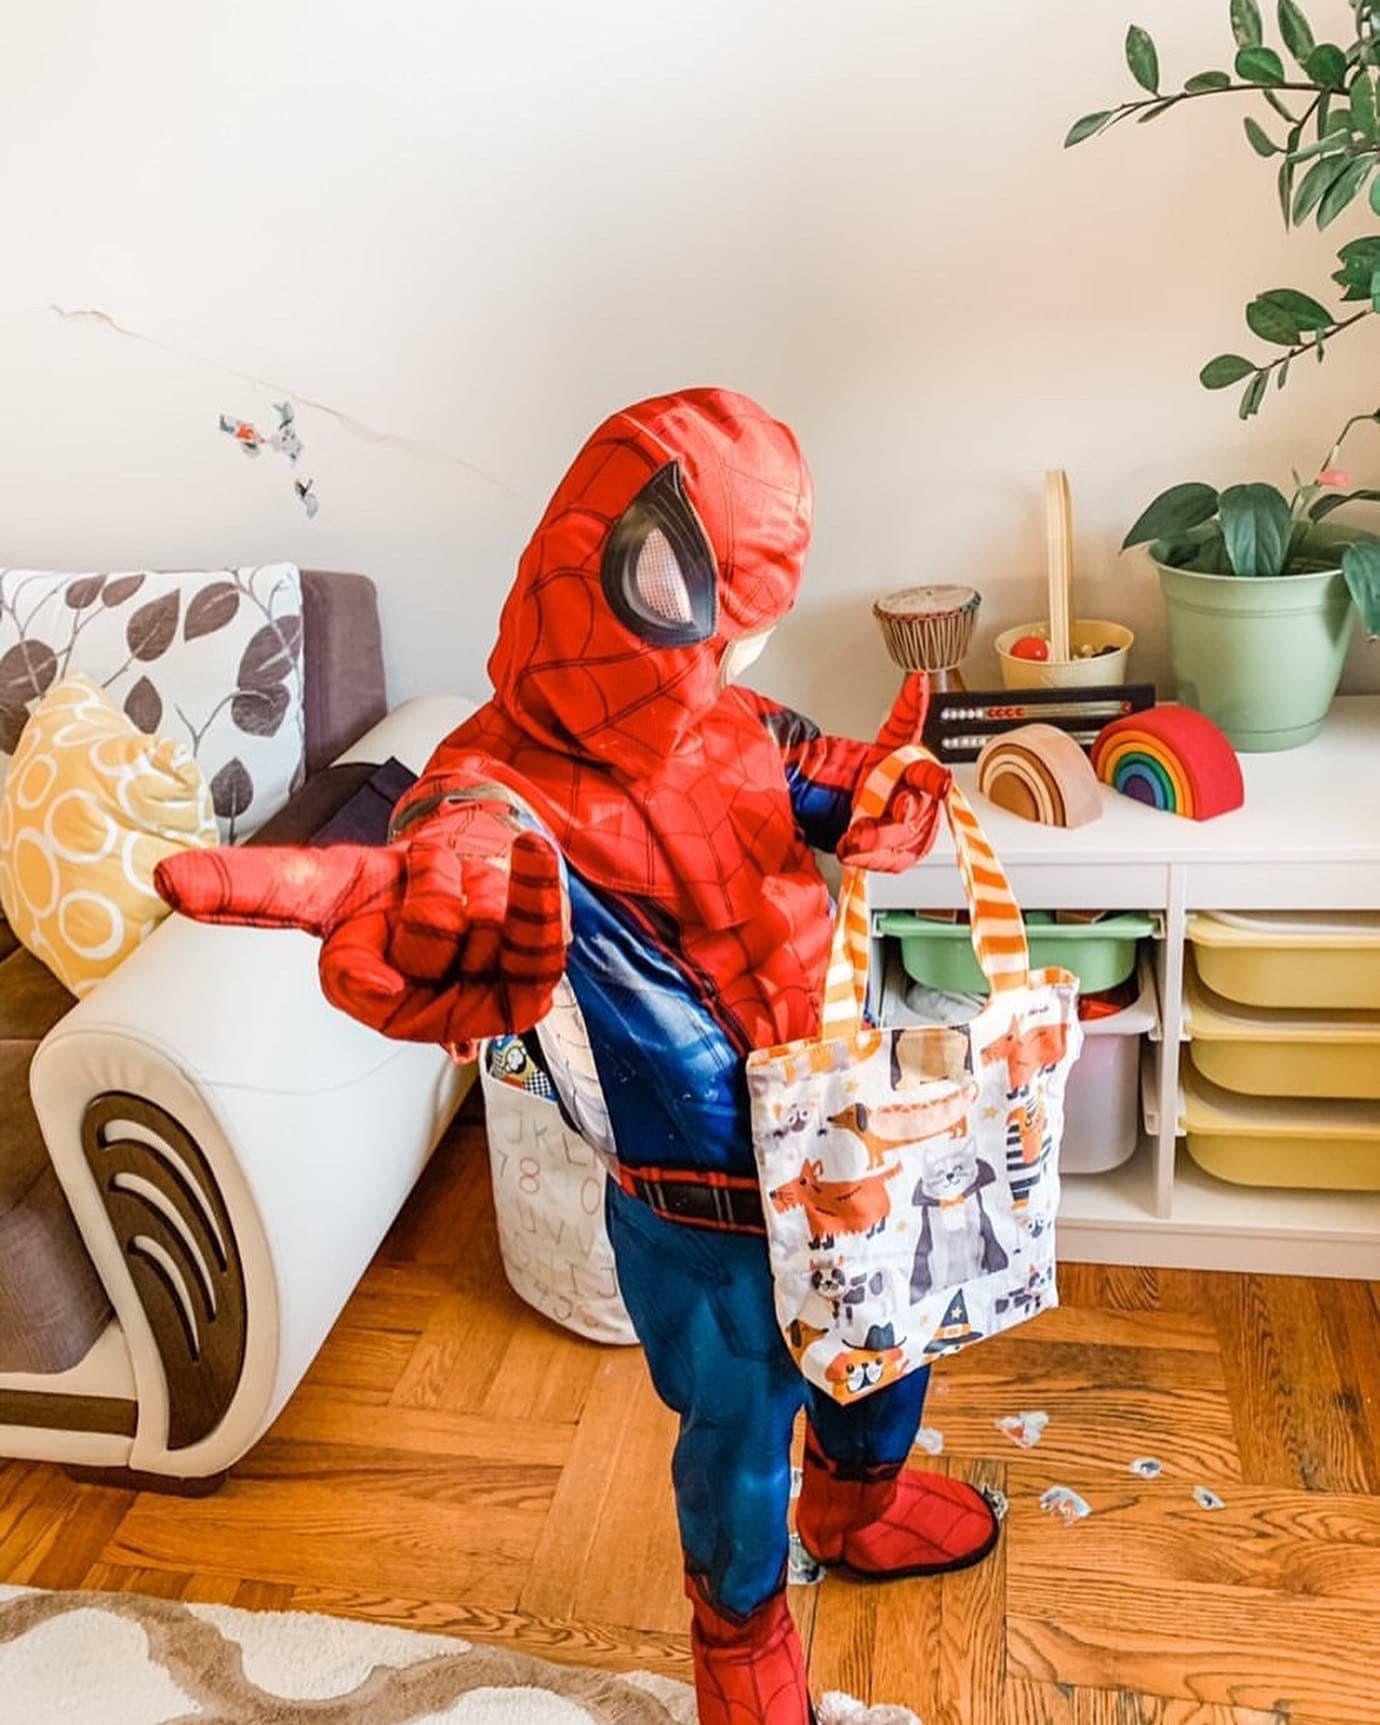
left=3, top=1096, right=1379, bottom=1723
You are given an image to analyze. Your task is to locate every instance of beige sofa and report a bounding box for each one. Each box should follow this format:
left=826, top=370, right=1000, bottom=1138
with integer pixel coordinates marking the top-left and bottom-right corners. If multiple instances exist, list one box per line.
left=0, top=571, right=474, bottom=1489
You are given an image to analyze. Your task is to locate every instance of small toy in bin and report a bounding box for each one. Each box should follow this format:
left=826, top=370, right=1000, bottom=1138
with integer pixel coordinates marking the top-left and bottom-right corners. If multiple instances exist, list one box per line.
left=1091, top=705, right=1244, bottom=820
left=996, top=470, right=1134, bottom=689
left=976, top=723, right=1102, bottom=828
left=874, top=584, right=980, bottom=691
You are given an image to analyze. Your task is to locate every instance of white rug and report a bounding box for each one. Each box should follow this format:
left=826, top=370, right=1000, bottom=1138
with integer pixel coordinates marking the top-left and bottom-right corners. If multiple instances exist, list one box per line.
left=0, top=1585, right=917, bottom=1724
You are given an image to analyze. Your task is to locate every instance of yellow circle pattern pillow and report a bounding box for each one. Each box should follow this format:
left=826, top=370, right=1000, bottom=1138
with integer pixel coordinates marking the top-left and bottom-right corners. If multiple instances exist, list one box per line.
left=0, top=676, right=217, bottom=996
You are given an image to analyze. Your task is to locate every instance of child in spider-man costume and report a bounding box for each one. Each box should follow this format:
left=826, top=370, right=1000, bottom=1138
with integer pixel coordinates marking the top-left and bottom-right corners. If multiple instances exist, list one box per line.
left=159, top=389, right=1001, bottom=1725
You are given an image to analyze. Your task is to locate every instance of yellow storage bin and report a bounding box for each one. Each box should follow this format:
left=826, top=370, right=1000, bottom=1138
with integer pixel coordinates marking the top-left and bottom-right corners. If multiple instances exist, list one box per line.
left=1188, top=910, right=1380, bottom=1010
left=1182, top=1062, right=1380, bottom=1191
left=1185, top=959, right=1380, bottom=1101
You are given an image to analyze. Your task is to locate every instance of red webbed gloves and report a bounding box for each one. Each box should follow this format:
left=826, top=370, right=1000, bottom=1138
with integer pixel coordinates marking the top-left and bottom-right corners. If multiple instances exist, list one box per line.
left=153, top=783, right=568, bottom=1050
left=835, top=672, right=953, bottom=874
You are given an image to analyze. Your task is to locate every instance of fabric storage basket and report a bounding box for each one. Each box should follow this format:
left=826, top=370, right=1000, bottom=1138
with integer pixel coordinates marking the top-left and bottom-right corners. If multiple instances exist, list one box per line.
left=878, top=910, right=1153, bottom=997
left=1185, top=957, right=1380, bottom=1100
left=1182, top=1062, right=1380, bottom=1190
left=1188, top=911, right=1380, bottom=1011
left=1062, top=962, right=1157, bottom=1175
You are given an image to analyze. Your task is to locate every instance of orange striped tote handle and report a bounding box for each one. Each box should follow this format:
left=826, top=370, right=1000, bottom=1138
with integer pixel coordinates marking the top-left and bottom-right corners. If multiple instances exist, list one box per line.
left=819, top=744, right=1030, bottom=1036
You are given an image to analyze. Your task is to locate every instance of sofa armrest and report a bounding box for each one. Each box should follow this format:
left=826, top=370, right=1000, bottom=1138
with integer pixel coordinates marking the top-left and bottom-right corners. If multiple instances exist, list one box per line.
left=27, top=693, right=479, bottom=1481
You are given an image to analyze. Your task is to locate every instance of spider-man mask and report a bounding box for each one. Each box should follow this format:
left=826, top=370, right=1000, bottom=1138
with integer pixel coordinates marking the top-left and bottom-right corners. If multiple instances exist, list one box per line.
left=487, top=388, right=813, bottom=776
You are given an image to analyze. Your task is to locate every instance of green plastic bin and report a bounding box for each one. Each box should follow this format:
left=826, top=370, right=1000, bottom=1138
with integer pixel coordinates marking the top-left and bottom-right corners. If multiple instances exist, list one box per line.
left=877, top=910, right=1155, bottom=996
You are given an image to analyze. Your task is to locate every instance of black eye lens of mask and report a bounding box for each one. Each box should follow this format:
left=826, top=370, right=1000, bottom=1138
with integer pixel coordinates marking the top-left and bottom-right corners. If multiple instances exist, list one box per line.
left=601, top=462, right=718, bottom=646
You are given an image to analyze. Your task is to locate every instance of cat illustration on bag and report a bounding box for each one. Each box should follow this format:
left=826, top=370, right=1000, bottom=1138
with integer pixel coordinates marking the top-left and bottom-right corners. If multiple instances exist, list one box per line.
left=909, top=1136, right=1009, bottom=1300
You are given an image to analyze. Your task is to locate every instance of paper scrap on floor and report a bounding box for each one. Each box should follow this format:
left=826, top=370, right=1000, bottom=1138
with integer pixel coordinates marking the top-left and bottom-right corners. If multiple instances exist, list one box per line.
left=997, top=1410, right=1049, bottom=1448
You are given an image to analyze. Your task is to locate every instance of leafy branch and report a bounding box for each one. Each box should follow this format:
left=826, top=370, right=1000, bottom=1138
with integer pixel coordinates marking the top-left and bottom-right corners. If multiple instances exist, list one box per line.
left=1069, top=1, right=1380, bottom=418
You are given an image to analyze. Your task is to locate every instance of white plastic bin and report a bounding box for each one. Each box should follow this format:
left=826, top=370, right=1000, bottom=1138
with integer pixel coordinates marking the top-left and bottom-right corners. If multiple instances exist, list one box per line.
left=1062, top=962, right=1158, bottom=1175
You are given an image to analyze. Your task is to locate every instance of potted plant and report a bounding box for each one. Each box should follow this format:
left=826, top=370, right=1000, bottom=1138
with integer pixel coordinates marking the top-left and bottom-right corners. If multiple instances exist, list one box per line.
left=1123, top=414, right=1379, bottom=748
left=1070, top=0, right=1380, bottom=750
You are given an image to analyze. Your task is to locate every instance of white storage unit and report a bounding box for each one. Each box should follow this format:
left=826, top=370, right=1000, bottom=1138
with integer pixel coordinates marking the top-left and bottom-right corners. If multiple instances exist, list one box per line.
left=870, top=695, right=1380, bottom=1279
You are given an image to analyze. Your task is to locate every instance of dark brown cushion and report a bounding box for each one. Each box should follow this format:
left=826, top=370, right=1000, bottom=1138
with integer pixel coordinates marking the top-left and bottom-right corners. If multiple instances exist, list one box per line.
left=300, top=570, right=387, bottom=775
left=0, top=1034, right=112, bottom=1373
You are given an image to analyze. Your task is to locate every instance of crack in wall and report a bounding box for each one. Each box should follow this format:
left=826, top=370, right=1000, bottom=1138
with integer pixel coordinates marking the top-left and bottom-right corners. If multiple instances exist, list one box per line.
left=48, top=303, right=519, bottom=497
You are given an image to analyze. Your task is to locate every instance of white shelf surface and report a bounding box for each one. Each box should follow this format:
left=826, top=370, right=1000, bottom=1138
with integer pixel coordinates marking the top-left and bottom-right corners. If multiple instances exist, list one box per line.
left=871, top=695, right=1380, bottom=913
left=1059, top=1143, right=1380, bottom=1279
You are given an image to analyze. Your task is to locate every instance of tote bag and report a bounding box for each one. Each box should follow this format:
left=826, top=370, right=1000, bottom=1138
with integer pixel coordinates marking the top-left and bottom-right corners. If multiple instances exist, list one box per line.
left=745, top=745, right=1083, bottom=1404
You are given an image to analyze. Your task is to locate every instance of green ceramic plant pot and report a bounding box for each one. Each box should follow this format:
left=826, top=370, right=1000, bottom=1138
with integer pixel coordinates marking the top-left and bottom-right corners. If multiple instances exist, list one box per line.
left=1151, top=524, right=1360, bottom=752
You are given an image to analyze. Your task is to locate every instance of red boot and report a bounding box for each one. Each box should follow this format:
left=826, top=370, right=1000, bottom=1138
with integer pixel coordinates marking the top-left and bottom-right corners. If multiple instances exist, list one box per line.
left=689, top=1582, right=814, bottom=1725
left=795, top=1437, right=1001, bottom=1581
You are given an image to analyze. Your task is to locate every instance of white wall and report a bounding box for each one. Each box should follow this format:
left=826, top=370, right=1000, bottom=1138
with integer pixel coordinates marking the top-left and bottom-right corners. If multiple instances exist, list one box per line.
left=2, top=0, right=1378, bottom=737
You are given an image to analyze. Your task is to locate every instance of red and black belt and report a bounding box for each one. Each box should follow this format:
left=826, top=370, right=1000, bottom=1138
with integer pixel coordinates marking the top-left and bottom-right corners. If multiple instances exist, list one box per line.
left=611, top=1163, right=766, bottom=1236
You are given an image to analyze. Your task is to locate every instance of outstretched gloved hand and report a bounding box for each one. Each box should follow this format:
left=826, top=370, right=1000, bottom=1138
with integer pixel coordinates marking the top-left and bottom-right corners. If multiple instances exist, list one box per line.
left=154, top=796, right=567, bottom=1048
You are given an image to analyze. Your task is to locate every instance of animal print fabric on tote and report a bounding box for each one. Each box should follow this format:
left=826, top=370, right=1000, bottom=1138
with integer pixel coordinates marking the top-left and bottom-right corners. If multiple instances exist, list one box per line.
left=746, top=747, right=1082, bottom=1405
left=0, top=565, right=305, bottom=840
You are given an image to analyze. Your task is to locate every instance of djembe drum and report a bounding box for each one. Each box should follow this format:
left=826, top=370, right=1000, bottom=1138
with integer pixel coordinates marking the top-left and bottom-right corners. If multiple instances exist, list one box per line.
left=873, top=584, right=981, bottom=692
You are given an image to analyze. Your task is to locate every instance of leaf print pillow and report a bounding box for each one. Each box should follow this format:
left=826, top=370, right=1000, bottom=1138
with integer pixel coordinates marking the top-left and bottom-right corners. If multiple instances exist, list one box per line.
left=0, top=565, right=306, bottom=840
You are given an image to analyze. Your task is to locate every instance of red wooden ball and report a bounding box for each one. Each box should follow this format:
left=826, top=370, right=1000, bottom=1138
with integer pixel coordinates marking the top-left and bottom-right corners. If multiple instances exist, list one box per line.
left=1009, top=634, right=1050, bottom=662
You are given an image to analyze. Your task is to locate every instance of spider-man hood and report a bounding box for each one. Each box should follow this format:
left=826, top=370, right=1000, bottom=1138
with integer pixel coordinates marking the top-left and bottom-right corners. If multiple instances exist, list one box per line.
left=487, top=388, right=812, bottom=773
left=431, top=389, right=825, bottom=938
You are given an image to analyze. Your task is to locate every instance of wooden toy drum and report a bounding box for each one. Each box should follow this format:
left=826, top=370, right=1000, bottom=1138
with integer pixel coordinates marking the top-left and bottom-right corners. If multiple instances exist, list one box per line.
left=874, top=585, right=980, bottom=691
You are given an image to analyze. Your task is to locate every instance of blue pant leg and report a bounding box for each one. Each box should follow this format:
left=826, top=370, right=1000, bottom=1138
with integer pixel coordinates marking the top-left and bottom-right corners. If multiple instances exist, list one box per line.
left=605, top=1184, right=805, bottom=1618
left=805, top=1365, right=930, bottom=1473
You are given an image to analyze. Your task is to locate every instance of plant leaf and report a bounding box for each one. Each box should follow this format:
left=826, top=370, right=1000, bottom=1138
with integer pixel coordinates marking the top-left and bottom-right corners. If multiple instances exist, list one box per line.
left=1305, top=43, right=1348, bottom=88
left=1185, top=69, right=1232, bottom=91
left=1257, top=286, right=1333, bottom=327
left=1310, top=486, right=1380, bottom=519
left=1066, top=110, right=1114, bottom=147
left=1126, top=24, right=1160, bottom=92
left=1278, top=155, right=1296, bottom=222
left=1319, top=158, right=1372, bottom=226
left=1352, top=73, right=1378, bottom=139
left=1246, top=295, right=1303, bottom=344
left=1342, top=539, right=1380, bottom=635
left=1277, top=0, right=1316, bottom=65
left=1239, top=371, right=1270, bottom=418
left=1236, top=45, right=1285, bottom=85
left=1332, top=234, right=1380, bottom=299
left=1292, top=152, right=1350, bottom=222
left=1201, top=353, right=1257, bottom=388
left=1219, top=483, right=1293, bottom=575
left=1372, top=174, right=1380, bottom=215
left=1122, top=482, right=1220, bottom=550
left=1232, top=0, right=1263, bottom=49
left=1244, top=115, right=1281, bottom=154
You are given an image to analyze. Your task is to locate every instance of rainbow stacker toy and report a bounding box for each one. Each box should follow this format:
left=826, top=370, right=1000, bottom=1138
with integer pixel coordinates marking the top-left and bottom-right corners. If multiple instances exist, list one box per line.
left=1091, top=705, right=1244, bottom=821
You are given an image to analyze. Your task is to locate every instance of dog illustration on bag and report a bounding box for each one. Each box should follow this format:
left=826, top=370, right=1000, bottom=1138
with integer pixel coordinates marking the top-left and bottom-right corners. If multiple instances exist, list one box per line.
left=828, top=1080, right=980, bottom=1172
left=769, top=1159, right=903, bottom=1249
left=823, top=1322, right=908, bottom=1403
left=809, top=1264, right=903, bottom=1347
left=909, top=1135, right=1009, bottom=1300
